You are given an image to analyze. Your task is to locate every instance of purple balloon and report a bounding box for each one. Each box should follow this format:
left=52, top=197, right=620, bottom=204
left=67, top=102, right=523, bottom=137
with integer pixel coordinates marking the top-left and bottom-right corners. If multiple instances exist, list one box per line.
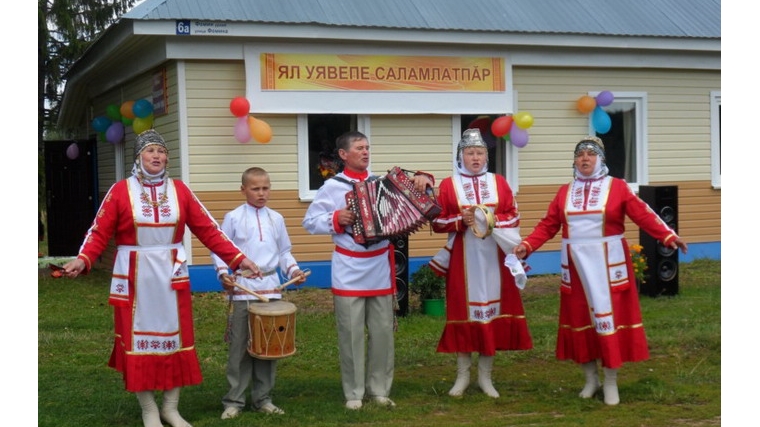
left=595, top=90, right=614, bottom=107
left=66, top=143, right=79, bottom=160
left=510, top=126, right=529, bottom=148
left=106, top=122, right=125, bottom=143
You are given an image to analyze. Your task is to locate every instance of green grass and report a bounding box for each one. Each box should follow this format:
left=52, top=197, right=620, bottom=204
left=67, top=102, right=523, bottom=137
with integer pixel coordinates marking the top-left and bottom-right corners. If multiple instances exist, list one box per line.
left=38, top=259, right=720, bottom=426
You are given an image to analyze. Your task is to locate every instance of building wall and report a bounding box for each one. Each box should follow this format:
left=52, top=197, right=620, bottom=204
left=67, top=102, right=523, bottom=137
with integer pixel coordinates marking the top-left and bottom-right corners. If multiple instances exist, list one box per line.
left=88, top=60, right=719, bottom=276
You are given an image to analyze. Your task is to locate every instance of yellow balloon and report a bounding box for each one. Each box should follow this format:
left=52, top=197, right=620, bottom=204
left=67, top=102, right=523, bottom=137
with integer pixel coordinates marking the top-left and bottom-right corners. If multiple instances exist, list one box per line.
left=248, top=116, right=272, bottom=143
left=132, top=116, right=153, bottom=134
left=514, top=111, right=534, bottom=129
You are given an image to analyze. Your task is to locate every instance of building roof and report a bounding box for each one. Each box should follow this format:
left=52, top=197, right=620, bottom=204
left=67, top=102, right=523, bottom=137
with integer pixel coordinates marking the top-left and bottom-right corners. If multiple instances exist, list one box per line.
left=58, top=0, right=720, bottom=129
left=124, top=0, right=720, bottom=39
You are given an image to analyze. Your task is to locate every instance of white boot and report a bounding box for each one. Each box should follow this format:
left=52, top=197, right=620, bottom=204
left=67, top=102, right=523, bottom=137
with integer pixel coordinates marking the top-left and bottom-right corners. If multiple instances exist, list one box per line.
left=579, top=361, right=601, bottom=398
left=136, top=391, right=162, bottom=427
left=477, top=355, right=499, bottom=398
left=160, top=387, right=193, bottom=427
left=603, top=367, right=620, bottom=405
left=448, top=352, right=472, bottom=397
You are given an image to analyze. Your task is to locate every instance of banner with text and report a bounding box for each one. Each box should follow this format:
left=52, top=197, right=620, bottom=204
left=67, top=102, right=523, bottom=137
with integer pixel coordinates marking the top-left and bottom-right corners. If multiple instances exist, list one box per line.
left=261, top=53, right=505, bottom=92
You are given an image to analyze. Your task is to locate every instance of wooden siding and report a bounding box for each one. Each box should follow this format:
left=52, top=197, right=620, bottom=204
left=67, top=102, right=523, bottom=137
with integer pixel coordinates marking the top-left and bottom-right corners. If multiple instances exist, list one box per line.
left=92, top=61, right=718, bottom=268
left=184, top=61, right=301, bottom=191
left=511, top=67, right=720, bottom=184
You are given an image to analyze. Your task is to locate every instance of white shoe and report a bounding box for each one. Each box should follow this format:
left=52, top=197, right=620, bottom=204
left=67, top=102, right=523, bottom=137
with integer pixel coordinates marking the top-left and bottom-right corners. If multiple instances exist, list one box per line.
left=257, top=402, right=285, bottom=414
left=221, top=406, right=241, bottom=419
left=372, top=396, right=396, bottom=407
left=345, top=400, right=362, bottom=410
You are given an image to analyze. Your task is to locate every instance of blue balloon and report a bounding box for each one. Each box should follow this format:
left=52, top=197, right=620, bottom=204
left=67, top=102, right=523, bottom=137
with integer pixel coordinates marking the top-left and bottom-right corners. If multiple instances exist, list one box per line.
left=92, top=116, right=112, bottom=133
left=592, top=106, right=612, bottom=134
left=132, top=99, right=154, bottom=119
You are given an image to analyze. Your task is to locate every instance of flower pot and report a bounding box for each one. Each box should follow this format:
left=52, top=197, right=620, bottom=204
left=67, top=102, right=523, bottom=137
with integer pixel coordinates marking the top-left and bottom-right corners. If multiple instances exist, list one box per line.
left=421, top=298, right=445, bottom=316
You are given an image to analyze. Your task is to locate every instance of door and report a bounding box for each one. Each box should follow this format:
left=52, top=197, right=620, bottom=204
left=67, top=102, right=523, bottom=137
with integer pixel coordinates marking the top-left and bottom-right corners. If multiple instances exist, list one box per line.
left=44, top=139, right=98, bottom=256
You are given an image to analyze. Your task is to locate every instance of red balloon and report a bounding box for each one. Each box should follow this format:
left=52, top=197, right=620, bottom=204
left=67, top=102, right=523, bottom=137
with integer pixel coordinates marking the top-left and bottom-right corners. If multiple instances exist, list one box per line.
left=229, top=97, right=250, bottom=117
left=491, top=115, right=513, bottom=138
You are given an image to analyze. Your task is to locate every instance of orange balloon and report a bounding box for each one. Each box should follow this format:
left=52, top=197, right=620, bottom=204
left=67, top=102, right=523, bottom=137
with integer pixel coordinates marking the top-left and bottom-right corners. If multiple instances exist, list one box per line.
left=120, top=101, right=136, bottom=120
left=248, top=116, right=272, bottom=143
left=577, top=95, right=596, bottom=114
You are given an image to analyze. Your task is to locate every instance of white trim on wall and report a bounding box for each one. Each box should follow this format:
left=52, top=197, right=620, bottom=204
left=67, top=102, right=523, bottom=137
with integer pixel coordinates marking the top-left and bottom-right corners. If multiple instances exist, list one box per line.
left=710, top=91, right=721, bottom=189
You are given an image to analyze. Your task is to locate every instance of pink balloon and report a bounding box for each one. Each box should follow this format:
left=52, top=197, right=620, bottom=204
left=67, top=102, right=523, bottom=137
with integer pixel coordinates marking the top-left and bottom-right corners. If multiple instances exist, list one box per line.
left=66, top=143, right=79, bottom=160
left=234, top=116, right=251, bottom=143
left=510, top=126, right=529, bottom=148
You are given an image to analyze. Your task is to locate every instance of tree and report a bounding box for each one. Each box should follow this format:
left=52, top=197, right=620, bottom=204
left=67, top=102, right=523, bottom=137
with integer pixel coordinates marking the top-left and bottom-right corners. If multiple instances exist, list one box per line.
left=38, top=0, right=135, bottom=207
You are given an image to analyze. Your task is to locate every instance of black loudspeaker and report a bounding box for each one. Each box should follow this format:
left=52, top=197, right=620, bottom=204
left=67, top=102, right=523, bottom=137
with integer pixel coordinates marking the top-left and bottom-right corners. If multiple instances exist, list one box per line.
left=638, top=185, right=679, bottom=297
left=391, top=236, right=409, bottom=317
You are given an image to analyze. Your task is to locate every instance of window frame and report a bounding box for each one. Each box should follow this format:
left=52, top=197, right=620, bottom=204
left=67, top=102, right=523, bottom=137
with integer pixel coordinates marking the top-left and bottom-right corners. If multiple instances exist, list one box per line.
left=589, top=91, right=648, bottom=191
left=297, top=114, right=369, bottom=201
left=710, top=91, right=721, bottom=189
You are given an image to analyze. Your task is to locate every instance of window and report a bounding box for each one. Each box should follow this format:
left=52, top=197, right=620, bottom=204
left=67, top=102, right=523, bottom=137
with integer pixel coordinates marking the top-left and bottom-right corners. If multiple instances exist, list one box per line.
left=710, top=91, right=721, bottom=189
left=297, top=114, right=360, bottom=200
left=591, top=92, right=648, bottom=189
left=459, top=114, right=519, bottom=190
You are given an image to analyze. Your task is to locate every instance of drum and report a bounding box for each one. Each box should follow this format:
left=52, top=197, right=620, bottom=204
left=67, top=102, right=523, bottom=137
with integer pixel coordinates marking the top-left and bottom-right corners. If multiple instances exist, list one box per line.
left=247, top=300, right=297, bottom=360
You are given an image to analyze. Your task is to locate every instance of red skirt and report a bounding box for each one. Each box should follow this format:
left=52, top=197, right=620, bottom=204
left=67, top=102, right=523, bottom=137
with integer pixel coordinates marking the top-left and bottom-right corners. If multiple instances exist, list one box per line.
left=555, top=271, right=649, bottom=369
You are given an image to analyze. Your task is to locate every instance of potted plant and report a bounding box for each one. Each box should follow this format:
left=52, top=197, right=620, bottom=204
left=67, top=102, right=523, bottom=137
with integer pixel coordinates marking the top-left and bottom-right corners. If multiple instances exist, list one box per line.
left=409, top=264, right=446, bottom=316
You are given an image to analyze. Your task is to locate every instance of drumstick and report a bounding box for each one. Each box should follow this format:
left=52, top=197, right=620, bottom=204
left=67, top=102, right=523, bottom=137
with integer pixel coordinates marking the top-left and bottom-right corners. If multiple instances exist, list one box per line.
left=222, top=275, right=270, bottom=302
left=275, top=270, right=312, bottom=291
left=231, top=282, right=270, bottom=302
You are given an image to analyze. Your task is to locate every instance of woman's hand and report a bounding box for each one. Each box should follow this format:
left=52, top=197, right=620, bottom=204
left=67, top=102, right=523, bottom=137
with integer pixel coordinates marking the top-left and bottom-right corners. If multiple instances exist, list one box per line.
left=61, top=258, right=86, bottom=278
left=461, top=208, right=475, bottom=228
left=513, top=243, right=529, bottom=259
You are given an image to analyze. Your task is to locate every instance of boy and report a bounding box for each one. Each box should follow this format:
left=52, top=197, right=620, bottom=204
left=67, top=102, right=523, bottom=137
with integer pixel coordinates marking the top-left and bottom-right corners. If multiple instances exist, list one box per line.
left=211, top=167, right=306, bottom=419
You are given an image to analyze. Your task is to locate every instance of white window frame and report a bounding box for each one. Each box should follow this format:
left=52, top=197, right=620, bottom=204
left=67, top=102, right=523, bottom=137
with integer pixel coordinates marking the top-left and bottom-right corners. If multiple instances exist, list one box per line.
left=296, top=114, right=370, bottom=201
left=589, top=91, right=648, bottom=191
left=710, top=91, right=721, bottom=189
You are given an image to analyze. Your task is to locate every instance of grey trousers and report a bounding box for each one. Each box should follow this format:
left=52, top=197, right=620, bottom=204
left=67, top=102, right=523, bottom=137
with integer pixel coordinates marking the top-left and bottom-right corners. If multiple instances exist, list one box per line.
left=333, top=294, right=395, bottom=401
left=222, top=300, right=277, bottom=410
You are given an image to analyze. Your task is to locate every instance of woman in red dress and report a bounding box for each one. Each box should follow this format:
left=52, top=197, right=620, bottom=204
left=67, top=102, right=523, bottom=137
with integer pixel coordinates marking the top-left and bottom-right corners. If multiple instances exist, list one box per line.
left=62, top=130, right=261, bottom=427
left=515, top=136, right=688, bottom=405
left=430, top=128, right=532, bottom=398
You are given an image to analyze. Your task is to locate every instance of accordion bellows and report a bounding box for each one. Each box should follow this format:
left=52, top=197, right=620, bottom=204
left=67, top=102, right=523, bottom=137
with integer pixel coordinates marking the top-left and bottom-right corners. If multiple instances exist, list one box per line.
left=346, top=166, right=441, bottom=245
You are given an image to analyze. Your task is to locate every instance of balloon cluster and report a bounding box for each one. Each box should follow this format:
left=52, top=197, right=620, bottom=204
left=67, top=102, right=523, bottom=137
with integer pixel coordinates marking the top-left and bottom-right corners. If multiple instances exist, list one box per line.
left=91, top=99, right=155, bottom=144
left=230, top=96, right=272, bottom=143
left=576, top=91, right=614, bottom=134
left=490, top=111, right=534, bottom=148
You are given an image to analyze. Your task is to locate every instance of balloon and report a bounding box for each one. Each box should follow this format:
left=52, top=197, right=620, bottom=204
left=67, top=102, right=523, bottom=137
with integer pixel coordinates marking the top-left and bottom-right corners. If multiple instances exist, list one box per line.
left=105, top=104, right=122, bottom=121
left=576, top=95, right=596, bottom=114
left=592, top=106, right=612, bottom=134
left=132, top=116, right=153, bottom=134
left=514, top=111, right=534, bottom=129
left=132, top=99, right=154, bottom=119
left=510, top=126, right=529, bottom=148
left=120, top=101, right=136, bottom=119
left=121, top=116, right=133, bottom=127
left=106, top=122, right=125, bottom=143
left=92, top=116, right=111, bottom=133
left=66, top=143, right=79, bottom=160
left=490, top=115, right=513, bottom=137
left=98, top=132, right=107, bottom=143
left=234, top=117, right=251, bottom=143
left=230, top=97, right=250, bottom=118
left=595, top=90, right=615, bottom=107
left=249, top=116, right=272, bottom=143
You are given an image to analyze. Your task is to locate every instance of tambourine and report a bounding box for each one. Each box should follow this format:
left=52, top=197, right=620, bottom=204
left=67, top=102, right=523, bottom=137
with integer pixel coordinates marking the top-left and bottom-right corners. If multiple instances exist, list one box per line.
left=468, top=204, right=495, bottom=239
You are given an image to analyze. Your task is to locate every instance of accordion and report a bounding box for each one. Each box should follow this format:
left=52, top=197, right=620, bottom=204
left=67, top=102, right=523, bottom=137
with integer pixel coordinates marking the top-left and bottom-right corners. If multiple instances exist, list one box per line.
left=345, top=166, right=441, bottom=245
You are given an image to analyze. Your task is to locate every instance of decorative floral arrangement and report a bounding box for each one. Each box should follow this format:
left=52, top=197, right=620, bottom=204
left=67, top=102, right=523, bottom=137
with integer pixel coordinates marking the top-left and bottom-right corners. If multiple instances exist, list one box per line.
left=630, top=244, right=648, bottom=283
